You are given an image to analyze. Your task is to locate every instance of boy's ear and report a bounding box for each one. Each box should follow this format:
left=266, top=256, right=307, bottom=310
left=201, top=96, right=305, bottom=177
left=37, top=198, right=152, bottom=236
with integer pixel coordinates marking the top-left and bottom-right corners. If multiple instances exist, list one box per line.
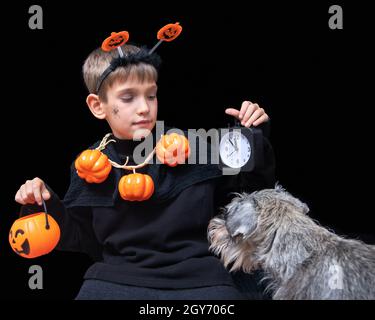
left=86, top=94, right=106, bottom=120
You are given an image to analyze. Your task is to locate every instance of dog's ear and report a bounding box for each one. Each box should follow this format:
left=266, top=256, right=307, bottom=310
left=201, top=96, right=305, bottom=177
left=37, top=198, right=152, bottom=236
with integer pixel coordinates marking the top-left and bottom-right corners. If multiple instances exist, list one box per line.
left=225, top=200, right=258, bottom=239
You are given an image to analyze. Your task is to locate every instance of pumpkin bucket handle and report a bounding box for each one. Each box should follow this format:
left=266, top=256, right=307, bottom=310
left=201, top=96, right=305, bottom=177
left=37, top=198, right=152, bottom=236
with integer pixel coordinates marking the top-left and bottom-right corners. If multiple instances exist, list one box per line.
left=41, top=198, right=50, bottom=230
left=19, top=198, right=50, bottom=230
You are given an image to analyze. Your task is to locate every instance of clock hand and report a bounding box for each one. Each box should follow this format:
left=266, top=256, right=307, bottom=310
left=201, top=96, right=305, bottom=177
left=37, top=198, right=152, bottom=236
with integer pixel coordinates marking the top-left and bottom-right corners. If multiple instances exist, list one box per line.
left=229, top=137, right=238, bottom=152
left=228, top=149, right=236, bottom=157
left=228, top=138, right=236, bottom=149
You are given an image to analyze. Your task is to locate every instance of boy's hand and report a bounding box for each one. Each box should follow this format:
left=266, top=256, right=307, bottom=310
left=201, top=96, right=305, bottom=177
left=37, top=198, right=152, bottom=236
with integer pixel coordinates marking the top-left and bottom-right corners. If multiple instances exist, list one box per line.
left=225, top=101, right=269, bottom=128
left=15, top=177, right=51, bottom=206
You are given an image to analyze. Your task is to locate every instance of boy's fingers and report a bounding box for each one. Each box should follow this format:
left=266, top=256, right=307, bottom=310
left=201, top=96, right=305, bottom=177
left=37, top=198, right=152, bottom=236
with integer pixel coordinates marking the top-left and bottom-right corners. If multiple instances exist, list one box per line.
left=33, top=180, right=43, bottom=205
left=239, top=101, right=252, bottom=120
left=253, top=113, right=269, bottom=126
left=33, top=179, right=50, bottom=205
left=25, top=180, right=34, bottom=199
left=14, top=178, right=49, bottom=206
left=241, top=104, right=257, bottom=125
left=225, top=108, right=240, bottom=118
left=15, top=178, right=49, bottom=206
left=41, top=184, right=51, bottom=201
left=245, top=109, right=264, bottom=127
left=15, top=190, right=26, bottom=205
left=20, top=185, right=33, bottom=204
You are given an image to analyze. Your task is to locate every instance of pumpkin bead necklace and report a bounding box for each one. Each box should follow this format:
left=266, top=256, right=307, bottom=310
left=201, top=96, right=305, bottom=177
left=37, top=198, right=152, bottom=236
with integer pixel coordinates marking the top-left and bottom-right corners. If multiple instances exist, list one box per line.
left=74, top=132, right=190, bottom=202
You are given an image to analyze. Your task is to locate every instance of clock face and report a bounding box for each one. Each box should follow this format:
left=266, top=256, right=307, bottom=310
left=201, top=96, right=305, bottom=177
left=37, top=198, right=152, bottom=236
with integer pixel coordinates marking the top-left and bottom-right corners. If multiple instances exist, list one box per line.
left=219, top=131, right=251, bottom=168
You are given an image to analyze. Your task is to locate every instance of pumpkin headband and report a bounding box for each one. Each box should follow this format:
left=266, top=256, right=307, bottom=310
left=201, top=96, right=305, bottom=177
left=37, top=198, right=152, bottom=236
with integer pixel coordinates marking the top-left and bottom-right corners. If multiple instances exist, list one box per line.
left=95, top=22, right=182, bottom=94
left=95, top=48, right=162, bottom=94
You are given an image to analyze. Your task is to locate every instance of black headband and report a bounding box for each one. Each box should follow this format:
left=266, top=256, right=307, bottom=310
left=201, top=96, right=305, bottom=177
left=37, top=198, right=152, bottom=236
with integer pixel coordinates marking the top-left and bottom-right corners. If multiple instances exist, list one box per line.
left=95, top=47, right=162, bottom=94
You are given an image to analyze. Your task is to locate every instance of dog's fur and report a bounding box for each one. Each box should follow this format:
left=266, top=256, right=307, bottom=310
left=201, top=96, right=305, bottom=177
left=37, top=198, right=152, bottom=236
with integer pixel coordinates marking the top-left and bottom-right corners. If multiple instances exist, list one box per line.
left=208, top=185, right=375, bottom=299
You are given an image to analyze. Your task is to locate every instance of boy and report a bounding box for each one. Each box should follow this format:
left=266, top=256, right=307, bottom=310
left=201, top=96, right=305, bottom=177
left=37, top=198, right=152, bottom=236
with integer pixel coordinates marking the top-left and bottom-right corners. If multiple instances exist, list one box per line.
left=15, top=43, right=275, bottom=299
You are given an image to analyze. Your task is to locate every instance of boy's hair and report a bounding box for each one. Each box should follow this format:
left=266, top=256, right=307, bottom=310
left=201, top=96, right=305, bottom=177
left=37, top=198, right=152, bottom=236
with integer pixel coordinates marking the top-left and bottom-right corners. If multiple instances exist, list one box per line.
left=83, top=44, right=158, bottom=102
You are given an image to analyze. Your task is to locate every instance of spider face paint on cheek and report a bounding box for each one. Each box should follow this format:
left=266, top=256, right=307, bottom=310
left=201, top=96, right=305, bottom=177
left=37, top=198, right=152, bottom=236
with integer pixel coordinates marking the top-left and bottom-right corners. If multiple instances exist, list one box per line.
left=112, top=105, right=120, bottom=117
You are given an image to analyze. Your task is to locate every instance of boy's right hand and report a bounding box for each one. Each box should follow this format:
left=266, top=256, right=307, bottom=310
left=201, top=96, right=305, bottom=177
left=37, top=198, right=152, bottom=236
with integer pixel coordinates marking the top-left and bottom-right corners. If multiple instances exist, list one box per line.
left=15, top=177, right=51, bottom=206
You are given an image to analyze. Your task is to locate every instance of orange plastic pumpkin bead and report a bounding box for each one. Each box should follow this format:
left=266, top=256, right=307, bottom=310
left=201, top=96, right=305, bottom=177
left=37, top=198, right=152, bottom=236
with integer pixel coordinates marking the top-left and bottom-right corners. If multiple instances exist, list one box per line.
left=75, top=149, right=112, bottom=183
left=118, top=173, right=154, bottom=201
left=9, top=212, right=60, bottom=259
left=156, top=133, right=190, bottom=167
left=102, top=31, right=130, bottom=51
left=157, top=22, right=182, bottom=42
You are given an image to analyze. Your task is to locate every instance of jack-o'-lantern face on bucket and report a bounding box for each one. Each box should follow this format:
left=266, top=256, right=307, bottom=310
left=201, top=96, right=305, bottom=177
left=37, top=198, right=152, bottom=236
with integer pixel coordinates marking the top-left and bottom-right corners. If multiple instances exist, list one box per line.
left=9, top=212, right=60, bottom=259
left=9, top=228, right=30, bottom=255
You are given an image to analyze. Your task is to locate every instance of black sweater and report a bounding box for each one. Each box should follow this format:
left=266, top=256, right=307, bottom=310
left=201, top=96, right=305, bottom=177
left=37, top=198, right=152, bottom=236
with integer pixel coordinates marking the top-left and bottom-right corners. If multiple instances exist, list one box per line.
left=26, top=125, right=275, bottom=289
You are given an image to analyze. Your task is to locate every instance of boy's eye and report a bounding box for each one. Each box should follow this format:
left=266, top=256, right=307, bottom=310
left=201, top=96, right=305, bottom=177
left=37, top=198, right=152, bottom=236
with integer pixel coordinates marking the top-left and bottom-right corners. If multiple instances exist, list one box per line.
left=121, top=96, right=133, bottom=102
left=148, top=95, right=157, bottom=100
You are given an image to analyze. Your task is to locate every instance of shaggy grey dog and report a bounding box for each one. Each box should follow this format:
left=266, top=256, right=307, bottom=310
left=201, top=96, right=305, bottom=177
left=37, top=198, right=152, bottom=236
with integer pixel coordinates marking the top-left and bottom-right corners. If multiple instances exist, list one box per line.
left=208, top=185, right=375, bottom=300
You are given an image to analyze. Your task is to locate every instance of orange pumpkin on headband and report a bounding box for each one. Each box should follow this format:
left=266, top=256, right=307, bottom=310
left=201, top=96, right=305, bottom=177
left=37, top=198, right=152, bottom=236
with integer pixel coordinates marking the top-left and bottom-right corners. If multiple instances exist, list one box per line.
left=157, top=22, right=182, bottom=42
left=75, top=149, right=112, bottom=183
left=118, top=173, right=154, bottom=201
left=9, top=212, right=60, bottom=259
left=156, top=133, right=190, bottom=167
left=102, top=31, right=130, bottom=51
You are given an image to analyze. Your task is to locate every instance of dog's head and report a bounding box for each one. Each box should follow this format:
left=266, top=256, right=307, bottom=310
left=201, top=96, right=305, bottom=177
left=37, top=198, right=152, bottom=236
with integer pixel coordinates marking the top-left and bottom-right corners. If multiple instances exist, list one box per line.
left=208, top=184, right=311, bottom=273
left=224, top=184, right=310, bottom=241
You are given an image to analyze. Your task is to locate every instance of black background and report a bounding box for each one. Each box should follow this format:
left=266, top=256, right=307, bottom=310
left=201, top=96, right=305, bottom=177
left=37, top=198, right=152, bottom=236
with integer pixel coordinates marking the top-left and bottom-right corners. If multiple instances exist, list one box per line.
left=1, top=1, right=373, bottom=300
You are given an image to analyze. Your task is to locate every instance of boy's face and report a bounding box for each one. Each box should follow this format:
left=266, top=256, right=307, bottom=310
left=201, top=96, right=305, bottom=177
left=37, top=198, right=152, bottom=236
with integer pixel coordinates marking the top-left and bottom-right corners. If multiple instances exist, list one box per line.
left=101, top=77, right=158, bottom=140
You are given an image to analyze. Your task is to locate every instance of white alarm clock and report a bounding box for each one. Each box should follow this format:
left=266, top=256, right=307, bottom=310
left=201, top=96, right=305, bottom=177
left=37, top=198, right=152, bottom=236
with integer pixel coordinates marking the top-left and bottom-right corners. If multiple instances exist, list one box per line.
left=218, top=123, right=262, bottom=173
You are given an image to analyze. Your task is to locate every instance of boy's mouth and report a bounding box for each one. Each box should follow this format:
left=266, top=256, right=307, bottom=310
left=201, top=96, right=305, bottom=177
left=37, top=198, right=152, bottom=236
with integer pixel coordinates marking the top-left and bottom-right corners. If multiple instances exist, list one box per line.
left=133, top=120, right=151, bottom=125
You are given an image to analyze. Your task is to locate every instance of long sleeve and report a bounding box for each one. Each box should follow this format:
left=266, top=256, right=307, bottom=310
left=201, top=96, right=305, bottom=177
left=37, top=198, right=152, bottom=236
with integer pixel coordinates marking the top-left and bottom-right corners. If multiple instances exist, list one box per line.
left=237, top=133, right=276, bottom=192
left=21, top=187, right=103, bottom=261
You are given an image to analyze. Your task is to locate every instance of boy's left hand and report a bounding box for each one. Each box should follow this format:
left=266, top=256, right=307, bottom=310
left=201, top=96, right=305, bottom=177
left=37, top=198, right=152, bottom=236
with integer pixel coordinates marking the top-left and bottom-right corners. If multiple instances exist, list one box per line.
left=225, top=101, right=269, bottom=128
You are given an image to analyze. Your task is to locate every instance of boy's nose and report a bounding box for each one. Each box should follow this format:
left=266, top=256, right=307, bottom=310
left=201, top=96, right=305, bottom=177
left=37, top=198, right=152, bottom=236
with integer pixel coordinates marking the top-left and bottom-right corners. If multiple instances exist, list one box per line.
left=136, top=99, right=150, bottom=115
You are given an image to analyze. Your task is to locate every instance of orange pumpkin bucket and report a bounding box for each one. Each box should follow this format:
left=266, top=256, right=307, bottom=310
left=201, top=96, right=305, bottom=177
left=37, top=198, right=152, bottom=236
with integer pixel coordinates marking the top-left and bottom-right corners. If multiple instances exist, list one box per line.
left=9, top=199, right=60, bottom=259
